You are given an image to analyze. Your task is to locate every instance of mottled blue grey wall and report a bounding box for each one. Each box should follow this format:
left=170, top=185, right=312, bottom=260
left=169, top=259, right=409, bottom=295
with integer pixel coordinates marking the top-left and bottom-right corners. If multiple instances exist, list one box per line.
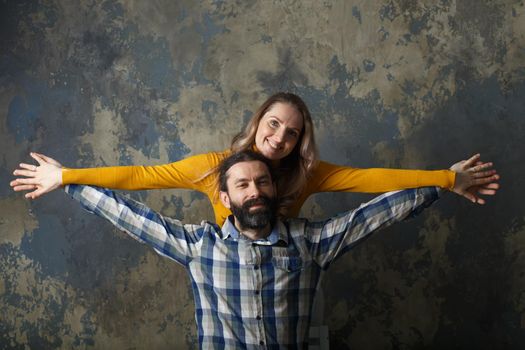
left=1, top=0, right=524, bottom=349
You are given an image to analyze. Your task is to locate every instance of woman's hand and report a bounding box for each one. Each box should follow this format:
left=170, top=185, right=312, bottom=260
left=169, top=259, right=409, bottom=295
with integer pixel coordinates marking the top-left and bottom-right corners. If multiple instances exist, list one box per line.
left=450, top=154, right=500, bottom=205
left=10, top=152, right=63, bottom=199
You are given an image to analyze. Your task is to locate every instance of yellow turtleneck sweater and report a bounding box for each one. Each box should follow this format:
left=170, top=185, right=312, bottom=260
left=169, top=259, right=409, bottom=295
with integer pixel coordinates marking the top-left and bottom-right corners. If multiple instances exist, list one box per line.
left=63, top=150, right=454, bottom=225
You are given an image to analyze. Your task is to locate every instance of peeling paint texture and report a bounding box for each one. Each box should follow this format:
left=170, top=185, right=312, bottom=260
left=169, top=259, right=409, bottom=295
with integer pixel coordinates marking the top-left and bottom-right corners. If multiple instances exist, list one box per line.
left=1, top=0, right=524, bottom=349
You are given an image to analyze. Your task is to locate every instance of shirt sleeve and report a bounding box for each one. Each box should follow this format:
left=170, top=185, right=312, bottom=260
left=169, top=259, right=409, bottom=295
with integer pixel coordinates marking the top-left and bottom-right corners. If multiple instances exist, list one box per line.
left=62, top=151, right=227, bottom=191
left=64, top=184, right=204, bottom=266
left=306, top=161, right=455, bottom=194
left=306, top=187, right=441, bottom=269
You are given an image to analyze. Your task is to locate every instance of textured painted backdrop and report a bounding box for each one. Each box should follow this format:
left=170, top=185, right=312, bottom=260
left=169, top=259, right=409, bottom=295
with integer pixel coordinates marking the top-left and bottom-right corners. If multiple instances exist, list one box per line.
left=1, top=0, right=524, bottom=349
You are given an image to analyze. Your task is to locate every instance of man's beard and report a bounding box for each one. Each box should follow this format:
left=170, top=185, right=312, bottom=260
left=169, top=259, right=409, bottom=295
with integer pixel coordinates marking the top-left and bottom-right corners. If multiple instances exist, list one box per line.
left=230, top=196, right=278, bottom=230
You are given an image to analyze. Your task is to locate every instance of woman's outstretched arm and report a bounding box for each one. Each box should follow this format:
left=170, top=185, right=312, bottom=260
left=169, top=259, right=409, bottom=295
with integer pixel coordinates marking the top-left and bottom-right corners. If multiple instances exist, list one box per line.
left=294, top=154, right=499, bottom=214
left=11, top=152, right=235, bottom=225
left=10, top=151, right=229, bottom=199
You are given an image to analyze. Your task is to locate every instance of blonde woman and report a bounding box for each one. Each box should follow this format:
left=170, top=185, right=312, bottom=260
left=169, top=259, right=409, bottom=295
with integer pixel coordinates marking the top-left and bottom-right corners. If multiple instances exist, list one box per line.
left=10, top=92, right=499, bottom=225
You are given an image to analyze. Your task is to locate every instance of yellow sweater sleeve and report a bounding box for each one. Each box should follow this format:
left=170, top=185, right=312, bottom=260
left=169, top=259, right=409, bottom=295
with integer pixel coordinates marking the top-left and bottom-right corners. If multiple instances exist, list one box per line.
left=287, top=161, right=455, bottom=218
left=62, top=151, right=230, bottom=189
left=307, top=161, right=455, bottom=193
left=62, top=151, right=234, bottom=225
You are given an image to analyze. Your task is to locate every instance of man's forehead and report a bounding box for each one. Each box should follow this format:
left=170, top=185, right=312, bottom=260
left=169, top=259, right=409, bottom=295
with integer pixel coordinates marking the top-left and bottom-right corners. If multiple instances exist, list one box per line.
left=227, top=160, right=271, bottom=181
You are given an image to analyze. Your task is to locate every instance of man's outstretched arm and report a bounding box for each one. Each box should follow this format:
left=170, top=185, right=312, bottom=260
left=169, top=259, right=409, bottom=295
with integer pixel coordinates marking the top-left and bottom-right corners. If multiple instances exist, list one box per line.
left=307, top=186, right=442, bottom=269
left=308, top=154, right=499, bottom=269
left=65, top=184, right=202, bottom=266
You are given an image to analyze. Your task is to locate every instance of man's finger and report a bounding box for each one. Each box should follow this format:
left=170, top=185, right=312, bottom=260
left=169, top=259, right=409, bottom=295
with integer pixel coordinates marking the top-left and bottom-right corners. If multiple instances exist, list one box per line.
left=481, top=183, right=500, bottom=190
left=475, top=197, right=486, bottom=205
left=32, top=189, right=45, bottom=198
left=25, top=192, right=35, bottom=199
left=477, top=188, right=497, bottom=195
left=462, top=192, right=477, bottom=203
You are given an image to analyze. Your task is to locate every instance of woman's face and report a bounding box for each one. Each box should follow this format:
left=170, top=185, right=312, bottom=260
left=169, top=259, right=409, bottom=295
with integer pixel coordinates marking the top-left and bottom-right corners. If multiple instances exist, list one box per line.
left=255, top=102, right=304, bottom=160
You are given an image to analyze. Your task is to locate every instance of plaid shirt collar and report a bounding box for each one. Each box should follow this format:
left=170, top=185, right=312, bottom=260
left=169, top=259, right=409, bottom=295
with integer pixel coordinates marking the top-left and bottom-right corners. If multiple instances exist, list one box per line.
left=221, top=215, right=289, bottom=246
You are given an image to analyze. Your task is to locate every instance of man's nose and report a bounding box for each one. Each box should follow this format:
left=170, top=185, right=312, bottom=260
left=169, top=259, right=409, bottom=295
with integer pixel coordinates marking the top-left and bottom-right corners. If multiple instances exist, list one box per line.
left=248, top=183, right=261, bottom=198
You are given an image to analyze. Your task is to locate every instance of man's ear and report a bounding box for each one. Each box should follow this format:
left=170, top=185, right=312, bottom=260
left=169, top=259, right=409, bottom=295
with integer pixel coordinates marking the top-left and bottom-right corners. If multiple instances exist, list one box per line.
left=219, top=191, right=231, bottom=209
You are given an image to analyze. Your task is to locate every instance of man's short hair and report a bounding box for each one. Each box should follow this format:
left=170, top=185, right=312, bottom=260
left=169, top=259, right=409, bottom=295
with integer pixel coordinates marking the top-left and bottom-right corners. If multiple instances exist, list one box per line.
left=218, top=151, right=275, bottom=192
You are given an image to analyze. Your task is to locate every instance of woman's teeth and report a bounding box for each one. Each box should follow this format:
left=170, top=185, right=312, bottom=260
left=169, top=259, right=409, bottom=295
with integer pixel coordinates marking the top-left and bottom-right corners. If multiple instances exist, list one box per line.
left=268, top=140, right=280, bottom=150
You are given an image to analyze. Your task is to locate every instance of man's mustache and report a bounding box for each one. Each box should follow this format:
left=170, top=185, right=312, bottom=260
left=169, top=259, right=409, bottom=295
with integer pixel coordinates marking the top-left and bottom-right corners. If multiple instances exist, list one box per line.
left=243, top=197, right=272, bottom=210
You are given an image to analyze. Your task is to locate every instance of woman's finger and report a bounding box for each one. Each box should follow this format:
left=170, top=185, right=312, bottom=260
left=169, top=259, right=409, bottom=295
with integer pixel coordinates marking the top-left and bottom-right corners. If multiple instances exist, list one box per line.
left=13, top=169, right=37, bottom=178
left=474, top=174, right=499, bottom=185
left=12, top=184, right=36, bottom=192
left=30, top=152, right=45, bottom=166
left=472, top=169, right=497, bottom=178
left=10, top=178, right=38, bottom=186
left=471, top=162, right=493, bottom=172
left=18, top=163, right=38, bottom=171
left=33, top=152, right=61, bottom=166
left=462, top=153, right=481, bottom=168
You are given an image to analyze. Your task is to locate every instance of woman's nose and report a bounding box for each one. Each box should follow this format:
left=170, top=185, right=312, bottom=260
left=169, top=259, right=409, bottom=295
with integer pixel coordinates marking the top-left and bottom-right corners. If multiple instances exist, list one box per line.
left=273, top=128, right=285, bottom=142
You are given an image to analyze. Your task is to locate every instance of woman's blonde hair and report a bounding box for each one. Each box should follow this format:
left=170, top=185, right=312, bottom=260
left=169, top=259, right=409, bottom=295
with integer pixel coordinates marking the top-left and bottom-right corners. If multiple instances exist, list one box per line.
left=231, top=92, right=319, bottom=217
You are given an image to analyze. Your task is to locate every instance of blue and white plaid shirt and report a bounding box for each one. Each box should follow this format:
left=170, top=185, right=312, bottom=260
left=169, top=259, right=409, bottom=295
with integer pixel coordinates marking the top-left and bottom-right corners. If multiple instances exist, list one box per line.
left=65, top=185, right=440, bottom=349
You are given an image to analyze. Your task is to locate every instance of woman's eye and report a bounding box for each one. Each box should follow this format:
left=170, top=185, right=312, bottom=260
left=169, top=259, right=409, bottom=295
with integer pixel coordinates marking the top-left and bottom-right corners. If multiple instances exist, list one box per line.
left=269, top=120, right=279, bottom=128
left=288, top=130, right=298, bottom=137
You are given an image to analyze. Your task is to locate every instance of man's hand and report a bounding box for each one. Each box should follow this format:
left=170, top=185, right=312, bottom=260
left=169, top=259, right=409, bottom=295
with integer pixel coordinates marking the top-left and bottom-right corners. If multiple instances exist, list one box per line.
left=451, top=154, right=500, bottom=205
left=10, top=152, right=63, bottom=199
